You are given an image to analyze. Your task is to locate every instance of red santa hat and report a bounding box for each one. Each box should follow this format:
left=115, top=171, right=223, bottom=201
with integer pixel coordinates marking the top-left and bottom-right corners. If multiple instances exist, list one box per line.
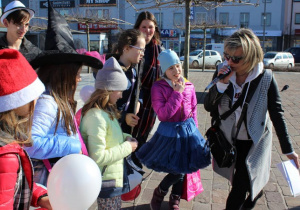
left=0, top=49, right=45, bottom=112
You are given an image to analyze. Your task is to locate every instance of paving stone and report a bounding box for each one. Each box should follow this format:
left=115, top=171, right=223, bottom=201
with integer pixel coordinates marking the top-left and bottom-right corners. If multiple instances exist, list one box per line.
left=194, top=190, right=211, bottom=203
left=265, top=191, right=284, bottom=203
left=192, top=202, right=211, bottom=210
left=267, top=203, right=287, bottom=210
left=212, top=189, right=228, bottom=204
left=264, top=182, right=278, bottom=192
left=285, top=196, right=300, bottom=207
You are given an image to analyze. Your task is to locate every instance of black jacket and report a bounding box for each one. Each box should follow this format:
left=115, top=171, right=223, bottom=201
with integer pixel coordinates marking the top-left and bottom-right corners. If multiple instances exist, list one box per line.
left=0, top=33, right=42, bottom=63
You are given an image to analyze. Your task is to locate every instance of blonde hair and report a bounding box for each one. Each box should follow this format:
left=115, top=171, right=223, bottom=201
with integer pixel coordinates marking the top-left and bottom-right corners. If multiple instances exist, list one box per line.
left=81, top=89, right=121, bottom=120
left=224, top=28, right=264, bottom=73
left=0, top=101, right=35, bottom=145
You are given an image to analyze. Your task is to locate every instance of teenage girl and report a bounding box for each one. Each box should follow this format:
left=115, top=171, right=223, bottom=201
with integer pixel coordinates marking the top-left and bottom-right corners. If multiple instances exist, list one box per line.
left=112, top=29, right=146, bottom=135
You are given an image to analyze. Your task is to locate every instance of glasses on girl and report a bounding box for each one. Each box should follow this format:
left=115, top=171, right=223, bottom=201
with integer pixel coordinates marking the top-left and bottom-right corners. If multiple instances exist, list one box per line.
left=129, top=45, right=145, bottom=53
left=223, top=52, right=244, bottom=64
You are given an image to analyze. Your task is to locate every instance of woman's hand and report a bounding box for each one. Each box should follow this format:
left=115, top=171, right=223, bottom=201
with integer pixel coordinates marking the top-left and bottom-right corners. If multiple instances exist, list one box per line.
left=286, top=152, right=300, bottom=169
left=218, top=65, right=234, bottom=84
left=172, top=80, right=185, bottom=93
left=125, top=113, right=140, bottom=127
left=37, top=196, right=52, bottom=210
left=126, top=137, right=138, bottom=152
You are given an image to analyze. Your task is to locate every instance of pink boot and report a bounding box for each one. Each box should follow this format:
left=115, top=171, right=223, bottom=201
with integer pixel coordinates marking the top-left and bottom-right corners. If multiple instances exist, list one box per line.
left=169, top=194, right=181, bottom=210
left=150, top=187, right=168, bottom=210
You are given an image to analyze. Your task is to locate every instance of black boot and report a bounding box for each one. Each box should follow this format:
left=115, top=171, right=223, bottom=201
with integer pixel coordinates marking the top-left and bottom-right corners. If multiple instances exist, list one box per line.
left=169, top=194, right=181, bottom=210
left=242, top=190, right=264, bottom=210
left=150, top=187, right=168, bottom=210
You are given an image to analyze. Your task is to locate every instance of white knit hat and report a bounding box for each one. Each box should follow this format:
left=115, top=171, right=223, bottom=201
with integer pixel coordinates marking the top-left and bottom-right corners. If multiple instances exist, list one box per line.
left=0, top=49, right=45, bottom=112
left=1, top=1, right=35, bottom=25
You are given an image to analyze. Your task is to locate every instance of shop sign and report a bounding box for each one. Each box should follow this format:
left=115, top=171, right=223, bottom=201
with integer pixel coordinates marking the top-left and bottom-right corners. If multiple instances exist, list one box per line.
left=161, top=29, right=177, bottom=38
left=78, top=23, right=118, bottom=30
left=40, top=1, right=75, bottom=8
left=79, top=0, right=116, bottom=6
left=295, top=29, right=300, bottom=35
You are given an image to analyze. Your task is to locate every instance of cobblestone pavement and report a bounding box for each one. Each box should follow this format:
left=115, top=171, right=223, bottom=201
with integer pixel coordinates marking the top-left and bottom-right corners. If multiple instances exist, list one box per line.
left=76, top=70, right=300, bottom=210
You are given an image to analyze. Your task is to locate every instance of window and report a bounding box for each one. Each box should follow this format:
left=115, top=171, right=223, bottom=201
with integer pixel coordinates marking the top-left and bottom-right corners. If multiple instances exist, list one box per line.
left=240, top=13, right=249, bottom=28
left=154, top=13, right=163, bottom=29
left=195, top=12, right=207, bottom=24
left=262, top=0, right=272, bottom=2
left=283, top=54, right=288, bottom=59
left=211, top=51, right=217, bottom=56
left=295, top=13, right=300, bottom=24
left=174, top=13, right=183, bottom=27
left=59, top=9, right=69, bottom=16
left=219, top=13, right=229, bottom=25
left=99, top=9, right=109, bottom=19
left=261, top=13, right=271, bottom=26
left=86, top=9, right=109, bottom=19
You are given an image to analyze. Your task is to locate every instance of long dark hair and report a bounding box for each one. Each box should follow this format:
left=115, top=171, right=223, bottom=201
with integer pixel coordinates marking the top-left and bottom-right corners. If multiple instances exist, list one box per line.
left=134, top=11, right=161, bottom=45
left=37, top=63, right=82, bottom=135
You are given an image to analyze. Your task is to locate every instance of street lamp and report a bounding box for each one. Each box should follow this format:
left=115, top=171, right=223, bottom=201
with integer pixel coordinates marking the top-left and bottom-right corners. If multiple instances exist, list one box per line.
left=262, top=0, right=266, bottom=52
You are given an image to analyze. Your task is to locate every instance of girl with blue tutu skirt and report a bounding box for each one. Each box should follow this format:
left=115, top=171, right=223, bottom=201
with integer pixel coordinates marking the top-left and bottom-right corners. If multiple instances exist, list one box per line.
left=136, top=49, right=210, bottom=210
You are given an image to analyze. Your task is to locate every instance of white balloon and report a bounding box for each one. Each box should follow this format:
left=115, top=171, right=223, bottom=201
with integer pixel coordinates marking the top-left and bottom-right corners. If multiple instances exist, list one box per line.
left=47, top=154, right=101, bottom=210
left=80, top=85, right=95, bottom=103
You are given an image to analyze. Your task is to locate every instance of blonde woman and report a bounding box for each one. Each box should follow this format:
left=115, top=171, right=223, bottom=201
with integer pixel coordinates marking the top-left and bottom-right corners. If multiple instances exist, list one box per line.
left=204, top=28, right=299, bottom=210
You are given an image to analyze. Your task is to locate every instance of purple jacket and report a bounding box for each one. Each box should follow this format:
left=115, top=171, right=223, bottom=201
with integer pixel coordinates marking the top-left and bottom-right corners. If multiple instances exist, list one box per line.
left=151, top=78, right=198, bottom=127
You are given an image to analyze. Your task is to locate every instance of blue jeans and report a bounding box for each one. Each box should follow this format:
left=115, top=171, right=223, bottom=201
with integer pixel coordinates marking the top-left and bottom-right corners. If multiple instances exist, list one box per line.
left=159, top=173, right=185, bottom=196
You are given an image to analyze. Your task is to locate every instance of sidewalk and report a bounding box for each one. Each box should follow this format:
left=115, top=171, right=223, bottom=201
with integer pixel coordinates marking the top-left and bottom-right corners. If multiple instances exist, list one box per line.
left=76, top=70, right=300, bottom=210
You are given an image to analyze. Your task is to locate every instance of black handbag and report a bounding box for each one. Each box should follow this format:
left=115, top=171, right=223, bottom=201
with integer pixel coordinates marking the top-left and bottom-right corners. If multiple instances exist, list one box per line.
left=206, top=125, right=237, bottom=168
left=206, top=71, right=265, bottom=168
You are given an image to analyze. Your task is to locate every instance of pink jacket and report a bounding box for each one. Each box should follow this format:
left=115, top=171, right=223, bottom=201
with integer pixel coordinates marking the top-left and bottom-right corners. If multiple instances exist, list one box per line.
left=151, top=78, right=198, bottom=127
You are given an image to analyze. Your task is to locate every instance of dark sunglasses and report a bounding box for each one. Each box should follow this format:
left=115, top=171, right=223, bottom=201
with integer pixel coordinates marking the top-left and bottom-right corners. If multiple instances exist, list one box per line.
left=223, top=52, right=244, bottom=64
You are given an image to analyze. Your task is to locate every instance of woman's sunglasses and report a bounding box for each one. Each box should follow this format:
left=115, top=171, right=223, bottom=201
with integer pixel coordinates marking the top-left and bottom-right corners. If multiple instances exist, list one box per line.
left=223, top=52, right=244, bottom=64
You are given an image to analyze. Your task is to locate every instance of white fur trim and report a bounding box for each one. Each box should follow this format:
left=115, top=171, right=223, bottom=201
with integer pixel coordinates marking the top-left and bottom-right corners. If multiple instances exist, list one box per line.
left=0, top=78, right=45, bottom=112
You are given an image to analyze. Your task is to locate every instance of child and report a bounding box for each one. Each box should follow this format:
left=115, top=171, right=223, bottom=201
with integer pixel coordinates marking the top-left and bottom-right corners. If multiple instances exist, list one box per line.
left=136, top=49, right=210, bottom=210
left=112, top=29, right=146, bottom=135
left=80, top=57, right=138, bottom=209
left=0, top=49, right=51, bottom=209
left=23, top=2, right=102, bottom=186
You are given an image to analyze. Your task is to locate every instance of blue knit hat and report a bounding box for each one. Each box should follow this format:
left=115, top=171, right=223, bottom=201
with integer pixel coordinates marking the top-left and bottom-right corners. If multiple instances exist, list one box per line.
left=158, top=49, right=181, bottom=74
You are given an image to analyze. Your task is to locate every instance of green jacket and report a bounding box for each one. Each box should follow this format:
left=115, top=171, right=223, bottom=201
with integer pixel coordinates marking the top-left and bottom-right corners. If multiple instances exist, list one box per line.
left=80, top=108, right=132, bottom=188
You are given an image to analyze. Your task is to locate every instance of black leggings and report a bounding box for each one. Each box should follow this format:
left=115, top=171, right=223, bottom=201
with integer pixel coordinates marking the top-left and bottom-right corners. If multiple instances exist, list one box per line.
left=159, top=173, right=185, bottom=196
left=226, top=140, right=253, bottom=210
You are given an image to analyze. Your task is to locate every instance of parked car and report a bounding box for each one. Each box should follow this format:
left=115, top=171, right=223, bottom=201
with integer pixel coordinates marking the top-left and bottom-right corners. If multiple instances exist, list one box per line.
left=205, top=43, right=224, bottom=59
left=263, top=51, right=294, bottom=69
left=179, top=50, right=222, bottom=68
left=285, top=47, right=300, bottom=63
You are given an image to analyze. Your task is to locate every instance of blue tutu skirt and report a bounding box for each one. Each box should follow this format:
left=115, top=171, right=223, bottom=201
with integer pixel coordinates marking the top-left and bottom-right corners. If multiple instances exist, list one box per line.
left=136, top=118, right=211, bottom=174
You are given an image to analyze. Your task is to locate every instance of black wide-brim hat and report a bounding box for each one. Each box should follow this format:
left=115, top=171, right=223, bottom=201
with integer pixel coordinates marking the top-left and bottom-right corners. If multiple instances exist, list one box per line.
left=30, top=0, right=103, bottom=70
left=30, top=51, right=103, bottom=69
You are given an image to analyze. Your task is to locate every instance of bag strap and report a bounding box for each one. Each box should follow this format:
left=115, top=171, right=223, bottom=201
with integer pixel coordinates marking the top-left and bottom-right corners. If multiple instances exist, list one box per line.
left=217, top=70, right=265, bottom=124
left=216, top=70, right=266, bottom=146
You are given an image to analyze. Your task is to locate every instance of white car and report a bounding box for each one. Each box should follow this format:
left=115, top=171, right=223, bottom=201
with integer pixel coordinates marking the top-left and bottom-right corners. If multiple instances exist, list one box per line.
left=180, top=50, right=222, bottom=68
left=263, top=52, right=294, bottom=69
